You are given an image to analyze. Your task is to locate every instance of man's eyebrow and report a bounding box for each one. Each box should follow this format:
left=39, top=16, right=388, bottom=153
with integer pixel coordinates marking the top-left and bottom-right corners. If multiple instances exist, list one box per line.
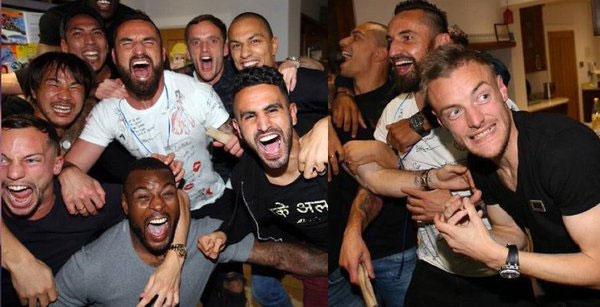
left=471, top=81, right=488, bottom=96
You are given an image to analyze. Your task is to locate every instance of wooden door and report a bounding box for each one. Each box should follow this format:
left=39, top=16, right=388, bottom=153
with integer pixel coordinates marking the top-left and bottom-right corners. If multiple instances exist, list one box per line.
left=548, top=31, right=579, bottom=121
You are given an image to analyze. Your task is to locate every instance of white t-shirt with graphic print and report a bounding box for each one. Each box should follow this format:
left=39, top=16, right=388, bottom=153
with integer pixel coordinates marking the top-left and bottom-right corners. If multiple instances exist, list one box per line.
left=374, top=93, right=507, bottom=277
left=80, top=70, right=229, bottom=210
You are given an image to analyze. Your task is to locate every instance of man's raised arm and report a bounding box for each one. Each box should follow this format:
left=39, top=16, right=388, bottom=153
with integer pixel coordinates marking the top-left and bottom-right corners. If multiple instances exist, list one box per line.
left=248, top=241, right=327, bottom=277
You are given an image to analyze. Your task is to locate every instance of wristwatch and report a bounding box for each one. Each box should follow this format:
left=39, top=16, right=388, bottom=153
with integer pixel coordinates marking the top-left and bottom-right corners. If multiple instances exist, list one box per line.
left=168, top=243, right=187, bottom=259
left=499, top=244, right=520, bottom=279
left=408, top=111, right=430, bottom=137
left=285, top=56, right=300, bottom=68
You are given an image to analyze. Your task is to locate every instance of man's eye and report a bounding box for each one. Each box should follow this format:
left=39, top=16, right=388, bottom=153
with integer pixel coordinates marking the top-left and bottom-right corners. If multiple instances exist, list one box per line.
left=477, top=93, right=491, bottom=104
left=230, top=43, right=240, bottom=49
left=242, top=114, right=255, bottom=120
left=445, top=107, right=463, bottom=120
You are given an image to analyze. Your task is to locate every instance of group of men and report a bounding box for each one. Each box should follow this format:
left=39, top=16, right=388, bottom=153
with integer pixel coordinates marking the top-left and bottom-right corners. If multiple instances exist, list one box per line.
left=329, top=0, right=600, bottom=306
left=2, top=0, right=329, bottom=306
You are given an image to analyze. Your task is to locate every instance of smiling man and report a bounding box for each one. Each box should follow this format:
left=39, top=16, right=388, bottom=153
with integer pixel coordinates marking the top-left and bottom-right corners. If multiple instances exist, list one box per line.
left=59, top=11, right=242, bottom=217
left=422, top=44, right=600, bottom=306
left=52, top=157, right=326, bottom=306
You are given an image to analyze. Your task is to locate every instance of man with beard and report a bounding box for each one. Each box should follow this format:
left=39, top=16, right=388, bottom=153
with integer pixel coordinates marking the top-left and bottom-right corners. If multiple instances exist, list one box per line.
left=340, top=1, right=532, bottom=306
left=329, top=22, right=417, bottom=307
left=58, top=12, right=243, bottom=218
left=421, top=44, right=600, bottom=306
left=51, top=157, right=326, bottom=306
left=198, top=67, right=328, bottom=306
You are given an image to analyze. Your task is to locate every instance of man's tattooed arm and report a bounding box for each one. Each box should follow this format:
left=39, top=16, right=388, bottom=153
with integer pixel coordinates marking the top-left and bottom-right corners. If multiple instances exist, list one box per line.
left=248, top=240, right=327, bottom=277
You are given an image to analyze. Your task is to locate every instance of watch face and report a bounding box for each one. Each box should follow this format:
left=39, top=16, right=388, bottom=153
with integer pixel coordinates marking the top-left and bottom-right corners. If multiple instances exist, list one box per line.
left=499, top=268, right=520, bottom=279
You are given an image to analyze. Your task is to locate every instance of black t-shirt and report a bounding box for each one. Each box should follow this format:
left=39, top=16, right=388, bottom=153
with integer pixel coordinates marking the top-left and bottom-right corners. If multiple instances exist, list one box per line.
left=38, top=1, right=136, bottom=47
left=259, top=174, right=328, bottom=250
left=329, top=78, right=416, bottom=273
left=470, top=111, right=600, bottom=304
left=1, top=181, right=124, bottom=306
left=290, top=67, right=328, bottom=136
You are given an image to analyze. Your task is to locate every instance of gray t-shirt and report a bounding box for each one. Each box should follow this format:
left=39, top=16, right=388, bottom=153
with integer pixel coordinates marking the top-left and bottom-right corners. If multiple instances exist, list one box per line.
left=52, top=218, right=253, bottom=306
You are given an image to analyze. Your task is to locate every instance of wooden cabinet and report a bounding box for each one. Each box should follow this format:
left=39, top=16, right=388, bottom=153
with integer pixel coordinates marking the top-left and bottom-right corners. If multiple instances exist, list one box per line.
left=520, top=5, right=547, bottom=73
left=583, top=88, right=600, bottom=122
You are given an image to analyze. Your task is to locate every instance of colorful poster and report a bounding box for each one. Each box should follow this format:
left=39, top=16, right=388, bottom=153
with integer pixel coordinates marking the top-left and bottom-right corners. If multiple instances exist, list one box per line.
left=1, top=8, right=27, bottom=44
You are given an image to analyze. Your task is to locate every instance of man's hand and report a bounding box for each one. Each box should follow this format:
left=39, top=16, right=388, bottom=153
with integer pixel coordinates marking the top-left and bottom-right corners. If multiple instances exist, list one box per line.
left=298, top=117, right=328, bottom=179
left=428, top=164, right=475, bottom=191
left=331, top=92, right=366, bottom=138
left=137, top=256, right=181, bottom=307
left=328, top=121, right=344, bottom=181
left=151, top=153, right=185, bottom=184
left=343, top=140, right=397, bottom=175
left=403, top=188, right=452, bottom=223
left=95, top=78, right=128, bottom=100
left=278, top=60, right=299, bottom=92
left=213, top=134, right=244, bottom=158
left=10, top=256, right=57, bottom=307
left=435, top=196, right=503, bottom=268
left=339, top=228, right=375, bottom=285
left=386, top=118, right=422, bottom=153
left=58, top=166, right=105, bottom=216
left=197, top=231, right=227, bottom=260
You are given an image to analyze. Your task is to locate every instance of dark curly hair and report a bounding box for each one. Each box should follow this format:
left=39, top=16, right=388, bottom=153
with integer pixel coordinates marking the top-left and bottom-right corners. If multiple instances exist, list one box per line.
left=394, top=0, right=448, bottom=35
left=232, top=66, right=288, bottom=101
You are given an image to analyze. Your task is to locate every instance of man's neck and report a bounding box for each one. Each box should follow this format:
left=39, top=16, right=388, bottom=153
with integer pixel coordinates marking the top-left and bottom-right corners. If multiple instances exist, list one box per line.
left=126, top=76, right=165, bottom=110
left=264, top=133, right=301, bottom=186
left=129, top=231, right=166, bottom=267
left=95, top=65, right=112, bottom=84
left=353, top=66, right=388, bottom=96
left=494, top=115, right=520, bottom=192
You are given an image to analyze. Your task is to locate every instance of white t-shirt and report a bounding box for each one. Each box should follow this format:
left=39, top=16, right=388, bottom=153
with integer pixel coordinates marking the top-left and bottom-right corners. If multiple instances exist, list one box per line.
left=374, top=93, right=497, bottom=277
left=80, top=70, right=229, bottom=210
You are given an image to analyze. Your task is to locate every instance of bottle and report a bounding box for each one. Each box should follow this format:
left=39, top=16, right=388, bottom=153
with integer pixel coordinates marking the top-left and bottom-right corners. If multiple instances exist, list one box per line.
left=592, top=97, right=600, bottom=132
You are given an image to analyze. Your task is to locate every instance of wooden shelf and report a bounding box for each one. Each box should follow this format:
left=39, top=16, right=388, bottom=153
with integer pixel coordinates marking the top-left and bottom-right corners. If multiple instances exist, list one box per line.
left=469, top=41, right=516, bottom=51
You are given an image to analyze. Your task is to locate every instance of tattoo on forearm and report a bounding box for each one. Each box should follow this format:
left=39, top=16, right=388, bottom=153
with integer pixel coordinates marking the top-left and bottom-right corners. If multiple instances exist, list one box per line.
left=358, top=192, right=383, bottom=225
left=249, top=241, right=326, bottom=277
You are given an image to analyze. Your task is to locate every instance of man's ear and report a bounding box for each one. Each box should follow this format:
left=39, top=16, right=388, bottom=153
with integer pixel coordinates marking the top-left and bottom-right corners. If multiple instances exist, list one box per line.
left=112, top=49, right=117, bottom=65
left=374, top=47, right=388, bottom=63
left=497, top=75, right=509, bottom=102
left=271, top=36, right=279, bottom=56
left=289, top=102, right=297, bottom=126
left=162, top=47, right=167, bottom=63
left=433, top=32, right=451, bottom=48
left=60, top=39, right=69, bottom=53
left=121, top=195, right=129, bottom=215
left=232, top=118, right=241, bottom=138
left=53, top=155, right=64, bottom=175
left=223, top=41, right=229, bottom=57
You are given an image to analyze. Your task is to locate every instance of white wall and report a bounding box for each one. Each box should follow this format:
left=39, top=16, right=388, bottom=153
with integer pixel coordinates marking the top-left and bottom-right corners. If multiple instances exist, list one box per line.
left=121, top=0, right=301, bottom=60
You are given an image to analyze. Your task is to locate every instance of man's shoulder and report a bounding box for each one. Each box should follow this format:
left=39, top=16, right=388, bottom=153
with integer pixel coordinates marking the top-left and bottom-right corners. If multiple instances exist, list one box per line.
left=190, top=217, right=223, bottom=237
left=381, top=93, right=417, bottom=119
left=515, top=111, right=592, bottom=142
left=78, top=220, right=128, bottom=255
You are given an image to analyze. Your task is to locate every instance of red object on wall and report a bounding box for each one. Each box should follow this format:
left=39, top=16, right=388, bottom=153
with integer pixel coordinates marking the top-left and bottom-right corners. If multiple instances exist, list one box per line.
left=504, top=8, right=514, bottom=24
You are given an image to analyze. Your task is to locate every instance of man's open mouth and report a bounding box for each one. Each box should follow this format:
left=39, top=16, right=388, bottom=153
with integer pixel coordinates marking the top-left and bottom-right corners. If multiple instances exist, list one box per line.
left=342, top=50, right=352, bottom=61
left=96, top=0, right=111, bottom=10
left=130, top=57, right=152, bottom=81
left=200, top=56, right=213, bottom=71
left=469, top=123, right=496, bottom=142
left=146, top=215, right=169, bottom=242
left=257, top=132, right=282, bottom=159
left=82, top=50, right=100, bottom=62
left=4, top=184, right=34, bottom=209
left=391, top=56, right=414, bottom=75
left=241, top=60, right=259, bottom=69
left=51, top=103, right=74, bottom=116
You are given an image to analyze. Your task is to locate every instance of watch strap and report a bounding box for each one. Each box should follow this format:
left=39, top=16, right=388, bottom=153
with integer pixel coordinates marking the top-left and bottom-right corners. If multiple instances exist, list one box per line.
left=506, top=244, right=518, bottom=266
left=409, top=111, right=429, bottom=137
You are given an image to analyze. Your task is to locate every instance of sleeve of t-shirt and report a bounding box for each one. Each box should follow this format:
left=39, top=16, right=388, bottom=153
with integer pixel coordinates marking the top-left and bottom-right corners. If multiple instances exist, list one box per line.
left=38, top=7, right=63, bottom=46
left=78, top=102, right=117, bottom=147
left=218, top=234, right=254, bottom=263
left=52, top=250, right=90, bottom=306
left=540, top=126, right=600, bottom=216
left=198, top=85, right=230, bottom=129
left=374, top=99, right=399, bottom=142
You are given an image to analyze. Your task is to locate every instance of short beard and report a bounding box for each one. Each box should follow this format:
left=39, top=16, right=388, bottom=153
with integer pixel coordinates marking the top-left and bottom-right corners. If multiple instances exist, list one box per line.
left=129, top=216, right=177, bottom=256
left=118, top=64, right=162, bottom=100
left=394, top=69, right=421, bottom=94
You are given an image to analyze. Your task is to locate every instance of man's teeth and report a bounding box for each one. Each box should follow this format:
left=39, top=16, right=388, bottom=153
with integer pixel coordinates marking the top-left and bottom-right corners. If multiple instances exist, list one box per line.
left=83, top=51, right=99, bottom=61
left=201, top=56, right=212, bottom=61
left=242, top=61, right=258, bottom=68
left=53, top=104, right=72, bottom=114
left=395, top=59, right=413, bottom=66
left=7, top=185, right=27, bottom=192
left=471, top=126, right=494, bottom=140
left=342, top=51, right=352, bottom=59
left=259, top=134, right=278, bottom=143
left=132, top=59, right=149, bottom=66
left=149, top=217, right=167, bottom=225
left=97, top=0, right=110, bottom=6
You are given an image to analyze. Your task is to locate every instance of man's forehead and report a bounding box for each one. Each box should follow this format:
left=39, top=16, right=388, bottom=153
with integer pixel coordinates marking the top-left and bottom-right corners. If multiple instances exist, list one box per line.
left=67, top=14, right=102, bottom=29
left=127, top=170, right=175, bottom=190
left=230, top=18, right=269, bottom=38
left=41, top=66, right=75, bottom=82
left=389, top=10, right=429, bottom=33
left=117, top=20, right=159, bottom=39
left=1, top=129, right=49, bottom=153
